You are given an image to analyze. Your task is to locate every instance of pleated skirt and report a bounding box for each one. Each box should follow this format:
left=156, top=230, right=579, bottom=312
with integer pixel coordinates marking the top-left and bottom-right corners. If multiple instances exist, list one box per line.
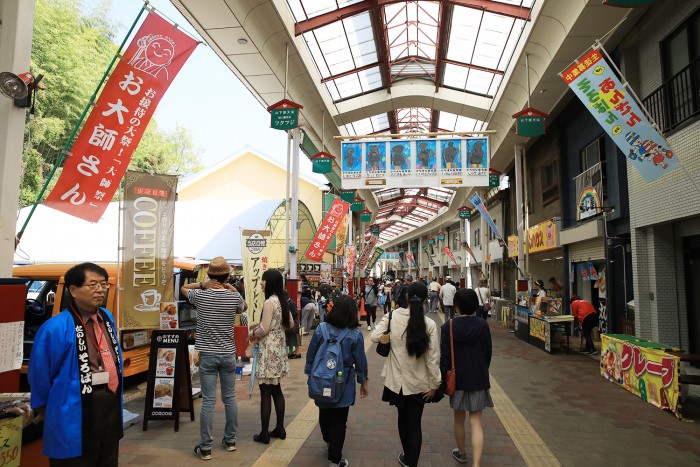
left=449, top=389, right=494, bottom=412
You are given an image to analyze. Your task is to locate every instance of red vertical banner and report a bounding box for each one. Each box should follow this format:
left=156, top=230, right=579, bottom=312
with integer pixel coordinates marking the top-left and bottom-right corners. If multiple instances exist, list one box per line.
left=442, top=246, right=459, bottom=267
left=45, top=12, right=198, bottom=222
left=304, top=198, right=351, bottom=262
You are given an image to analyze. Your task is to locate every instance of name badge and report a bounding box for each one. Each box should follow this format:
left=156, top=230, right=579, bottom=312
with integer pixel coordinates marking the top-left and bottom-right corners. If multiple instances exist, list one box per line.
left=93, top=371, right=110, bottom=386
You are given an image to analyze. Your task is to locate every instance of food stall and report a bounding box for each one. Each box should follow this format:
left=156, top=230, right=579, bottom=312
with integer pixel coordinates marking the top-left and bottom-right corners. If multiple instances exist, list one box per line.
left=513, top=293, right=573, bottom=353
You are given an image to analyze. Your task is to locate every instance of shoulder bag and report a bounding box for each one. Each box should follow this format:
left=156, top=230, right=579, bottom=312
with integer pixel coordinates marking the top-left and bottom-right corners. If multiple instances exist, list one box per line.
left=375, top=311, right=392, bottom=357
left=445, top=319, right=456, bottom=396
left=478, top=288, right=491, bottom=312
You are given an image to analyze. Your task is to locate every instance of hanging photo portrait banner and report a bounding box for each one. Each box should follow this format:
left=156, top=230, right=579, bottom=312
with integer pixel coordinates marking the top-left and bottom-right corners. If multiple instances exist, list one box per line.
left=340, top=137, right=490, bottom=190
left=122, top=171, right=177, bottom=330
left=45, top=12, right=198, bottom=222
left=561, top=46, right=677, bottom=183
left=242, top=229, right=271, bottom=326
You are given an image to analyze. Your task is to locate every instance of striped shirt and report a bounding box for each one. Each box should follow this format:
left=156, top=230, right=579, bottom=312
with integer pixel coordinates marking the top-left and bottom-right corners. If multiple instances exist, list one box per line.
left=189, top=289, right=244, bottom=354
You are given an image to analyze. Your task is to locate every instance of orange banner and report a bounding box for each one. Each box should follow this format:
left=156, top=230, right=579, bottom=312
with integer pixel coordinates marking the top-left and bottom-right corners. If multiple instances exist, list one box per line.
left=305, top=197, right=351, bottom=262
left=45, top=12, right=198, bottom=222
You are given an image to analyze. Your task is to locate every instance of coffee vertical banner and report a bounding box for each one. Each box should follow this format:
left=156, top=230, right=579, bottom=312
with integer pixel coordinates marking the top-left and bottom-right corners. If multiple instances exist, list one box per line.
left=242, top=230, right=271, bottom=326
left=122, top=171, right=177, bottom=329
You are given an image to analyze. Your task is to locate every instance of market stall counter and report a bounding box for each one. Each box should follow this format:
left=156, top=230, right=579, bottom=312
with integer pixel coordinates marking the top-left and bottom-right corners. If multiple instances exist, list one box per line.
left=513, top=297, right=573, bottom=354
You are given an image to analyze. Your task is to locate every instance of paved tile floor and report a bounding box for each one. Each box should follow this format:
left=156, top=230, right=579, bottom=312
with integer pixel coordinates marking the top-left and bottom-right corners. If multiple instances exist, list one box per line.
left=120, top=309, right=700, bottom=466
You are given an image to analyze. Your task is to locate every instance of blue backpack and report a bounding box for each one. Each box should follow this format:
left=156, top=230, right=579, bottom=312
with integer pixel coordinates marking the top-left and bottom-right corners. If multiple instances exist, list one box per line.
left=308, top=324, right=351, bottom=403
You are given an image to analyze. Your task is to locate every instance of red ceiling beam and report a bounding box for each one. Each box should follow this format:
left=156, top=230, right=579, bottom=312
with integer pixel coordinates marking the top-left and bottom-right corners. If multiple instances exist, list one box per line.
left=320, top=61, right=382, bottom=83
left=294, top=1, right=375, bottom=36
left=448, top=0, right=531, bottom=21
left=370, top=1, right=392, bottom=93
left=378, top=195, right=449, bottom=207
left=442, top=58, right=505, bottom=76
left=434, top=1, right=452, bottom=93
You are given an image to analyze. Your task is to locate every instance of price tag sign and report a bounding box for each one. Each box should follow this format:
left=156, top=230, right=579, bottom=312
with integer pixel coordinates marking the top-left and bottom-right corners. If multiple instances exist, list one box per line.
left=0, top=416, right=22, bottom=467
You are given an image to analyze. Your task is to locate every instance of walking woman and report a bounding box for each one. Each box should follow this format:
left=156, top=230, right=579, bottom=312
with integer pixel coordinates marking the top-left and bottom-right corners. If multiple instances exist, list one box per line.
left=440, top=288, right=493, bottom=465
left=371, top=281, right=441, bottom=467
left=249, top=269, right=294, bottom=443
left=305, top=295, right=369, bottom=467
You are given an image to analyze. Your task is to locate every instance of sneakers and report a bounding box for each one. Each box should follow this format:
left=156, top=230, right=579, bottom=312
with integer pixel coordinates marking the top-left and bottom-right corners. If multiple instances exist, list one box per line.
left=221, top=439, right=236, bottom=451
left=452, top=449, right=469, bottom=464
left=193, top=446, right=212, bottom=460
left=367, top=325, right=372, bottom=331
left=329, top=459, right=349, bottom=467
left=398, top=452, right=409, bottom=467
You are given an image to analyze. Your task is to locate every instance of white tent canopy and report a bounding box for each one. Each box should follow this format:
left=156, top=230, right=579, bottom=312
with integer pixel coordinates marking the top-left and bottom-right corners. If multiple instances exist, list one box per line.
left=14, top=199, right=284, bottom=265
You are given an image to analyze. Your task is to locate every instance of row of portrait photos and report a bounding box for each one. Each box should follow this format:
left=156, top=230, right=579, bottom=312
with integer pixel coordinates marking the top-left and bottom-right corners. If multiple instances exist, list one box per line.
left=340, top=137, right=490, bottom=188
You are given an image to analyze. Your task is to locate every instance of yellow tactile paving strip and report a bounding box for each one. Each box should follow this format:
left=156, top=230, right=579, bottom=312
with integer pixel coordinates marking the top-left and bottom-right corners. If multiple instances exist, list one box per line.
left=490, top=376, right=561, bottom=467
left=255, top=324, right=562, bottom=467
left=252, top=331, right=375, bottom=466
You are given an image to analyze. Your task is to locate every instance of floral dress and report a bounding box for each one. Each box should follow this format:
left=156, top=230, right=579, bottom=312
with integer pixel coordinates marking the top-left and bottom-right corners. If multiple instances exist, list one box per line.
left=256, top=295, right=289, bottom=384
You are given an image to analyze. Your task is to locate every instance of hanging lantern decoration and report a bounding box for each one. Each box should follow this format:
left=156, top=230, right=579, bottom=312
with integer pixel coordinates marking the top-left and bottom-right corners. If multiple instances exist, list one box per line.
left=458, top=206, right=471, bottom=220
left=359, top=209, right=372, bottom=223
left=350, top=195, right=364, bottom=212
left=340, top=189, right=356, bottom=203
left=512, top=107, right=548, bottom=137
left=437, top=232, right=446, bottom=241
left=311, top=151, right=335, bottom=173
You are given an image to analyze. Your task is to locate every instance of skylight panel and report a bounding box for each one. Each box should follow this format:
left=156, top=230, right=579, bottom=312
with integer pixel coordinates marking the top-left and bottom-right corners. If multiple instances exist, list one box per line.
left=465, top=68, right=495, bottom=95
left=438, top=112, right=486, bottom=132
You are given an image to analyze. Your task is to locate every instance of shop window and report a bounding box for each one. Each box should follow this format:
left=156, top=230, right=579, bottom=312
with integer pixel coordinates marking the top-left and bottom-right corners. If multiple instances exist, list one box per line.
left=541, top=160, right=559, bottom=205
left=452, top=232, right=461, bottom=251
left=474, top=228, right=480, bottom=247
left=581, top=138, right=602, bottom=172
left=489, top=220, right=497, bottom=240
left=644, top=8, right=700, bottom=132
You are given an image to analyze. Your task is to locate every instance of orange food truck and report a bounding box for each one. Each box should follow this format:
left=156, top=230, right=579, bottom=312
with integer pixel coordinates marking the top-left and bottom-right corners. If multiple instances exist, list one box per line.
left=13, top=259, right=208, bottom=378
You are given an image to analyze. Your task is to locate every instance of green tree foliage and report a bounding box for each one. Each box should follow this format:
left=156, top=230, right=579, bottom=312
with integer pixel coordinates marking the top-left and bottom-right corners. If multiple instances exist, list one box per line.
left=22, top=0, right=202, bottom=207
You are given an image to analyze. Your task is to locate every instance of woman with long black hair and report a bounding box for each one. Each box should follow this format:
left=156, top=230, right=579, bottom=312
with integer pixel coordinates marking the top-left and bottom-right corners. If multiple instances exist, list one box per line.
left=249, top=269, right=293, bottom=444
left=371, top=281, right=441, bottom=467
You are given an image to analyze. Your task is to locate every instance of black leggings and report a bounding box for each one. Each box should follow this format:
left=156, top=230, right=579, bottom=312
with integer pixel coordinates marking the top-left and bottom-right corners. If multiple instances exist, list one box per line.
left=259, top=383, right=285, bottom=433
left=319, top=406, right=350, bottom=464
left=397, top=400, right=425, bottom=467
left=582, top=313, right=598, bottom=352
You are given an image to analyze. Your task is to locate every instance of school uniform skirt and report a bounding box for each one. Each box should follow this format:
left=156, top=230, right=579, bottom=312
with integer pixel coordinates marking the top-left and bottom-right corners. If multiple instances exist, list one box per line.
left=449, top=389, right=494, bottom=412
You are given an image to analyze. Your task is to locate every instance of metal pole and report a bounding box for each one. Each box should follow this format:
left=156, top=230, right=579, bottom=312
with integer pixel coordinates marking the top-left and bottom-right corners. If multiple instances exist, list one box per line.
left=514, top=144, right=525, bottom=280
left=461, top=217, right=466, bottom=282
left=284, top=131, right=291, bottom=275
left=523, top=148, right=531, bottom=281
left=290, top=128, right=301, bottom=279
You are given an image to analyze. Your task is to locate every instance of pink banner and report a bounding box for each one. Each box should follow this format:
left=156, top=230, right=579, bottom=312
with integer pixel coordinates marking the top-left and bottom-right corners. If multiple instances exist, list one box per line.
left=305, top=197, right=351, bottom=262
left=45, top=13, right=198, bottom=222
left=443, top=246, right=459, bottom=267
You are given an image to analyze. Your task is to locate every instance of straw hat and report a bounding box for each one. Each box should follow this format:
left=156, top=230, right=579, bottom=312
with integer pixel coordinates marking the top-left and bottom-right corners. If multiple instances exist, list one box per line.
left=208, top=256, right=232, bottom=275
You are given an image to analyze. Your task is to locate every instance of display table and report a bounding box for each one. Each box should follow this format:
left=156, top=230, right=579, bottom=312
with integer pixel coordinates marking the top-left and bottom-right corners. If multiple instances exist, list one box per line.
left=513, top=304, right=573, bottom=354
left=600, top=334, right=684, bottom=419
left=528, top=315, right=574, bottom=353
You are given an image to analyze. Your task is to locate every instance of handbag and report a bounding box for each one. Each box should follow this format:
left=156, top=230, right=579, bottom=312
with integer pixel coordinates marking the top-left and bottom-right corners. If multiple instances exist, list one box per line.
left=375, top=311, right=392, bottom=357
left=445, top=319, right=456, bottom=396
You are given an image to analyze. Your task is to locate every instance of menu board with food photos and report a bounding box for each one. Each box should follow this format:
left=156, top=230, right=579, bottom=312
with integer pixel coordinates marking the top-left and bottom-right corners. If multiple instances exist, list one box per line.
left=143, top=330, right=194, bottom=431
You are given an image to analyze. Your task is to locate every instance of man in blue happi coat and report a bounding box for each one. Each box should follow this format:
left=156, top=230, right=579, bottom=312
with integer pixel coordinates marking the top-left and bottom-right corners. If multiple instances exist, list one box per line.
left=29, top=262, right=123, bottom=466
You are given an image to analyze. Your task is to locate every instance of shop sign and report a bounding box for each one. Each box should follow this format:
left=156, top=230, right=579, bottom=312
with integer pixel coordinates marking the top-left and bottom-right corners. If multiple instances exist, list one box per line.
left=458, top=206, right=471, bottom=219
left=370, top=224, right=380, bottom=236
left=527, top=220, right=558, bottom=254
left=311, top=152, right=335, bottom=174
left=428, top=237, right=435, bottom=245
left=410, top=245, right=417, bottom=251
left=507, top=235, right=519, bottom=258
left=359, top=209, right=372, bottom=222
left=488, top=173, right=500, bottom=188
left=512, top=107, right=548, bottom=137
left=601, top=334, right=682, bottom=419
left=268, top=99, right=302, bottom=131
left=0, top=415, right=22, bottom=467
left=437, top=233, right=445, bottom=241
left=340, top=189, right=356, bottom=203
left=350, top=198, right=363, bottom=212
